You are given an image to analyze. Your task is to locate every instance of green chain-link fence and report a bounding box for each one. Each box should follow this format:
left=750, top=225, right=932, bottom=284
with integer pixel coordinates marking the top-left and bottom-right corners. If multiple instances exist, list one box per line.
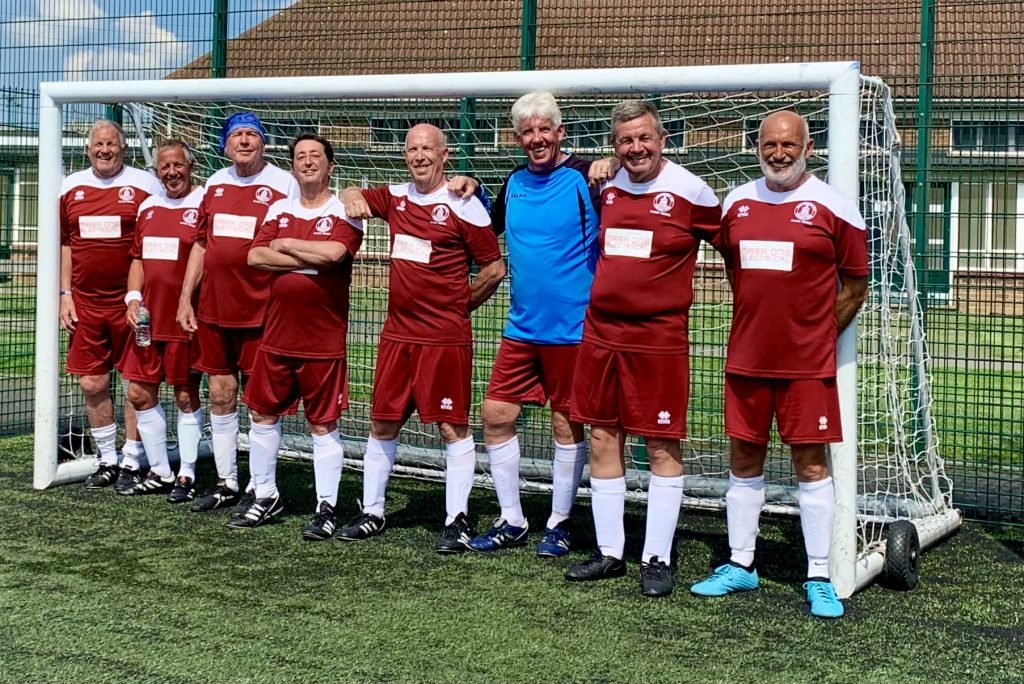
left=1, top=0, right=1020, bottom=521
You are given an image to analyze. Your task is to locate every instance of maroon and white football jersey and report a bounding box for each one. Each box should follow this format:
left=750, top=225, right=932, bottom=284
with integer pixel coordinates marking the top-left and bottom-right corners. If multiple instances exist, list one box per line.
left=721, top=175, right=869, bottom=378
left=60, top=166, right=162, bottom=310
left=132, top=187, right=205, bottom=343
left=584, top=161, right=722, bottom=353
left=251, top=196, right=364, bottom=359
left=363, top=183, right=501, bottom=346
left=197, top=164, right=299, bottom=327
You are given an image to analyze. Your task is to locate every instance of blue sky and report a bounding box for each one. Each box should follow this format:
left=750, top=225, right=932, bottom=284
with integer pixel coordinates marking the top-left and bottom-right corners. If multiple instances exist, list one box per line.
left=1, top=0, right=296, bottom=92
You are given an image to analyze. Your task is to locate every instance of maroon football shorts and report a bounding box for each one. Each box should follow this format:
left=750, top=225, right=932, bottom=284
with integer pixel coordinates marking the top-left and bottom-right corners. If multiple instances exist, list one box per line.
left=570, top=342, right=690, bottom=439
left=243, top=350, right=348, bottom=426
left=194, top=320, right=262, bottom=377
left=121, top=339, right=199, bottom=386
left=65, top=303, right=132, bottom=376
left=370, top=339, right=472, bottom=425
left=485, top=338, right=579, bottom=413
left=724, top=373, right=843, bottom=445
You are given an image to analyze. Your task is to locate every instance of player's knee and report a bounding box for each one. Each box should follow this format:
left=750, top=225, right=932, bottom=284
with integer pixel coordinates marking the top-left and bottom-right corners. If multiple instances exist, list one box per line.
left=370, top=420, right=401, bottom=441
left=126, top=382, right=157, bottom=410
left=78, top=374, right=110, bottom=398
left=482, top=400, right=517, bottom=439
left=438, top=422, right=469, bottom=443
left=173, top=385, right=201, bottom=413
left=729, top=437, right=767, bottom=477
left=207, top=375, right=238, bottom=410
left=791, top=444, right=829, bottom=481
left=645, top=438, right=683, bottom=475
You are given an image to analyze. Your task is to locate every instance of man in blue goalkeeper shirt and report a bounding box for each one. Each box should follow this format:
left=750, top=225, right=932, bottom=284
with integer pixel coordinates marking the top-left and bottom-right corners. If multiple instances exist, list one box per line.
left=467, top=91, right=613, bottom=556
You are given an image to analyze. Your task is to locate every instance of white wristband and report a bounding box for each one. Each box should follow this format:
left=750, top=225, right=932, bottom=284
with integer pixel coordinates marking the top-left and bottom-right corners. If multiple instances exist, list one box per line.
left=124, top=290, right=143, bottom=305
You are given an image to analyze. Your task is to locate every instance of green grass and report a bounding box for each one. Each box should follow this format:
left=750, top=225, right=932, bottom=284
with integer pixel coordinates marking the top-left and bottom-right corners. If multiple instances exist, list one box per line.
left=2, top=435, right=1023, bottom=684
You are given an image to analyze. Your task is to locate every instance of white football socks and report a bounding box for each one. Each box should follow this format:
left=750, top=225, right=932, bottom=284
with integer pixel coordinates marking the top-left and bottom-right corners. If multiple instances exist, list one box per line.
left=444, top=436, right=476, bottom=525
left=120, top=438, right=146, bottom=471
left=547, top=440, right=586, bottom=529
left=91, top=423, right=118, bottom=467
left=799, top=476, right=835, bottom=579
left=210, top=411, right=239, bottom=491
left=312, top=430, right=344, bottom=508
left=642, top=473, right=683, bottom=564
left=726, top=472, right=765, bottom=568
left=591, top=476, right=626, bottom=560
left=361, top=436, right=398, bottom=518
left=135, top=404, right=172, bottom=478
left=487, top=437, right=526, bottom=527
left=248, top=422, right=282, bottom=500
left=176, top=408, right=203, bottom=481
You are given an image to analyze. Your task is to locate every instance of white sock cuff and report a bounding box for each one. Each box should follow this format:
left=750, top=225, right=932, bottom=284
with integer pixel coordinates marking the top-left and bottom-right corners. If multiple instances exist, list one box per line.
left=137, top=404, right=165, bottom=421
left=591, top=476, right=626, bottom=494
left=210, top=411, right=238, bottom=429
left=729, top=472, right=765, bottom=488
left=445, top=435, right=476, bottom=457
left=313, top=430, right=342, bottom=447
left=649, top=473, right=684, bottom=488
left=251, top=421, right=282, bottom=437
left=799, top=476, right=833, bottom=492
left=91, top=423, right=117, bottom=439
left=487, top=436, right=520, bottom=465
left=122, top=438, right=144, bottom=454
left=178, top=408, right=202, bottom=426
left=553, top=441, right=586, bottom=462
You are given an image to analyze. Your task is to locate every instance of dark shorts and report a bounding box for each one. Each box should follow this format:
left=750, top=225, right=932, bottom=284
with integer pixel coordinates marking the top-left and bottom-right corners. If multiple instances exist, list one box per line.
left=243, top=350, right=348, bottom=426
left=570, top=342, right=690, bottom=439
left=370, top=339, right=472, bottom=425
left=66, top=304, right=132, bottom=376
left=194, top=320, right=262, bottom=377
left=724, top=374, right=843, bottom=445
left=121, top=339, right=200, bottom=386
left=485, top=338, right=579, bottom=413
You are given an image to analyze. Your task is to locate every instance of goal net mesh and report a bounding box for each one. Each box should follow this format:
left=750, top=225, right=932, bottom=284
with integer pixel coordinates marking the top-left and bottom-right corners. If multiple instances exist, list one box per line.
left=52, top=75, right=954, bottom=556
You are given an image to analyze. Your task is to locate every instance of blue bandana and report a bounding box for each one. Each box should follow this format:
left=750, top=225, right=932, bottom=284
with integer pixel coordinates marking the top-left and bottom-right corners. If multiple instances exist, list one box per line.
left=220, top=111, right=267, bottom=153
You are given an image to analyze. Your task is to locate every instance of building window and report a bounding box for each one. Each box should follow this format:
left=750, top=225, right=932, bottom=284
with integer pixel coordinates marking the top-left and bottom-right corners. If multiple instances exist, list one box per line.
left=953, top=182, right=1022, bottom=271
left=564, top=119, right=608, bottom=151
left=951, top=121, right=1024, bottom=153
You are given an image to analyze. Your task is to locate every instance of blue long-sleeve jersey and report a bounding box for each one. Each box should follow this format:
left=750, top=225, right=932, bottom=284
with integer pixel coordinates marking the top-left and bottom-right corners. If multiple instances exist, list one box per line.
left=491, top=154, right=600, bottom=344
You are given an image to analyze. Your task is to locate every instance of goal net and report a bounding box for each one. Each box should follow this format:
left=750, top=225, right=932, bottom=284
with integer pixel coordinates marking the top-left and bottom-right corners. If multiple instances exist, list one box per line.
left=34, top=63, right=960, bottom=597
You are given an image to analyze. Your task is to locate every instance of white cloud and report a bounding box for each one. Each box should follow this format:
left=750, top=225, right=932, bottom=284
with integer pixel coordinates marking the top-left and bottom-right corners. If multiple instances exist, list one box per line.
left=6, top=0, right=104, bottom=47
left=62, top=11, right=189, bottom=81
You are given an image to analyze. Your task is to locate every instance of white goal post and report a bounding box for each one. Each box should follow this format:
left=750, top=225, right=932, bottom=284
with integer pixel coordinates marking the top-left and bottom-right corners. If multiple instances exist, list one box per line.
left=33, top=62, right=961, bottom=599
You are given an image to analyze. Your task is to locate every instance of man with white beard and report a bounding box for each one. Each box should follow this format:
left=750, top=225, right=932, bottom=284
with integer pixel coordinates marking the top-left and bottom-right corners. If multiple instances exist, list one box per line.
left=689, top=111, right=868, bottom=618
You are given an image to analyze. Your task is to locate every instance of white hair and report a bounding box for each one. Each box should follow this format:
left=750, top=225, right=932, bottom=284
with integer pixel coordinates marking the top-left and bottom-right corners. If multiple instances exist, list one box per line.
left=510, top=91, right=562, bottom=134
left=88, top=118, right=127, bottom=147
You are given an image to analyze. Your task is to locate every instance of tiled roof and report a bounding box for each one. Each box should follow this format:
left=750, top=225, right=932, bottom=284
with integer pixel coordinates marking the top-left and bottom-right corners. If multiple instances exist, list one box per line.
left=170, top=0, right=1022, bottom=99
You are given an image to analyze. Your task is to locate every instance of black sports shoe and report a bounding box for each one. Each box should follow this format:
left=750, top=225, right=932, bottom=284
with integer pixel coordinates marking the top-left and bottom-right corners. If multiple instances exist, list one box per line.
left=84, top=464, right=119, bottom=489
left=228, top=489, right=257, bottom=521
left=565, top=552, right=627, bottom=582
left=189, top=481, right=240, bottom=512
left=130, top=471, right=175, bottom=496
left=640, top=556, right=674, bottom=597
left=302, top=502, right=337, bottom=541
left=336, top=511, right=387, bottom=541
left=436, top=512, right=474, bottom=554
left=226, top=493, right=284, bottom=529
left=166, top=476, right=196, bottom=504
left=114, top=467, right=143, bottom=495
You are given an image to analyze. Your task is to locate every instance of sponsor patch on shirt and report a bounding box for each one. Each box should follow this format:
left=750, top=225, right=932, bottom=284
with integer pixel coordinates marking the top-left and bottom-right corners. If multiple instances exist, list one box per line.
left=78, top=216, right=121, bottom=239
left=142, top=236, right=179, bottom=261
left=391, top=234, right=432, bottom=264
left=739, top=240, right=794, bottom=271
left=212, top=213, right=257, bottom=239
left=605, top=228, right=653, bottom=258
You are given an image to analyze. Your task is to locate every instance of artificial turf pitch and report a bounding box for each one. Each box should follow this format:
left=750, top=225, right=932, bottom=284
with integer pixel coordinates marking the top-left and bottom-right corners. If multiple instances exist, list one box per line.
left=1, top=435, right=1021, bottom=684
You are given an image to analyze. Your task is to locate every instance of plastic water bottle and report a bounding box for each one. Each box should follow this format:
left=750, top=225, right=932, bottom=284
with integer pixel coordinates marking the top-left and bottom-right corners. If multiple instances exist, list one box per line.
left=135, top=304, right=151, bottom=347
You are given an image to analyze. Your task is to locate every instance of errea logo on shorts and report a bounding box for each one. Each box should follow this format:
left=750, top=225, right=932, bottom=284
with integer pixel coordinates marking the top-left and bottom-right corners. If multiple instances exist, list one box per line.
left=440, top=397, right=454, bottom=411
left=657, top=410, right=671, bottom=425
left=118, top=186, right=136, bottom=203
left=818, top=416, right=828, bottom=431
